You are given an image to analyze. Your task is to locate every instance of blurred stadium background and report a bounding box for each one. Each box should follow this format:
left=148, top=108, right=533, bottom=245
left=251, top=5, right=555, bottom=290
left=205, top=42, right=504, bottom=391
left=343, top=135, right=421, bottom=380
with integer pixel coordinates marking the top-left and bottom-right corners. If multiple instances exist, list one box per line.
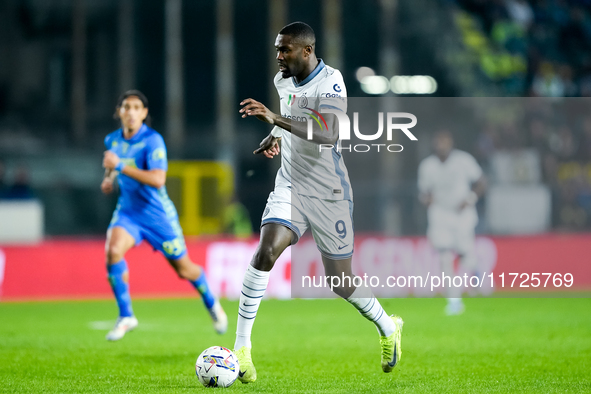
left=1, top=0, right=591, bottom=300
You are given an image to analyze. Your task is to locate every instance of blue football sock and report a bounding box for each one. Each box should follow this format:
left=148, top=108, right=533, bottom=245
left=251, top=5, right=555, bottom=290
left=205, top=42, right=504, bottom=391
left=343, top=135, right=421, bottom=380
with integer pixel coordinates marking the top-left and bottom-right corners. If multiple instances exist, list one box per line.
left=190, top=271, right=216, bottom=309
left=107, top=260, right=134, bottom=318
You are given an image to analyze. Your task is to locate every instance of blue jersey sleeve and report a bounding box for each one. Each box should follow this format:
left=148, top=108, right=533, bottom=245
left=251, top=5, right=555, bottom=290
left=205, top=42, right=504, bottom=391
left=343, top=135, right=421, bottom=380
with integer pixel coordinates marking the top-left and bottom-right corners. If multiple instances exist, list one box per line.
left=146, top=134, right=168, bottom=171
left=104, top=134, right=112, bottom=150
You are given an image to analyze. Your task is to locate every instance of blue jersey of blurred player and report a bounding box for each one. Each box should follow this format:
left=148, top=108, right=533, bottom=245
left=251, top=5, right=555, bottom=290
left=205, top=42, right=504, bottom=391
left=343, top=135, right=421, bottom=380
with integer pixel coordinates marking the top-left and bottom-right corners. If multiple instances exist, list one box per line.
left=101, top=90, right=227, bottom=340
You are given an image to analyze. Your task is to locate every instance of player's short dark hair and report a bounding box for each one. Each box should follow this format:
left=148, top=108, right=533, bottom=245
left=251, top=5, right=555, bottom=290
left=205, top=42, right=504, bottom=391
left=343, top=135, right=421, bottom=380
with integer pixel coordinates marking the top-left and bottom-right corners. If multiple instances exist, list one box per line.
left=279, top=22, right=315, bottom=47
left=114, top=89, right=151, bottom=126
left=434, top=129, right=453, bottom=141
left=116, top=89, right=149, bottom=108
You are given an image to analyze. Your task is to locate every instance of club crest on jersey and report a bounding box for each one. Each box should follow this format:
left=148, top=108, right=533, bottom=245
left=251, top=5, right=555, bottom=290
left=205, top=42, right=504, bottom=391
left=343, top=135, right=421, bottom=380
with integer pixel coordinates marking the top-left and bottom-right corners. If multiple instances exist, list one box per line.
left=297, top=94, right=309, bottom=109
left=121, top=141, right=130, bottom=154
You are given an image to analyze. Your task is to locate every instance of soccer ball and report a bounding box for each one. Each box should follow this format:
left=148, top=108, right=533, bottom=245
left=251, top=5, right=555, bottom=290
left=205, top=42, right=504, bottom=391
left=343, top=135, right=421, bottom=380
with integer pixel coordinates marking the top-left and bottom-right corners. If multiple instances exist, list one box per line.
left=195, top=346, right=239, bottom=388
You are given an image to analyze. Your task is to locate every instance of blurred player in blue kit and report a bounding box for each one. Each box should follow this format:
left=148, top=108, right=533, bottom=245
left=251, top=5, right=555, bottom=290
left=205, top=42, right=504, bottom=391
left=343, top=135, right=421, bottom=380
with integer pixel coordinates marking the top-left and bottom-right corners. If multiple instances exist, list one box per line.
left=100, top=90, right=227, bottom=340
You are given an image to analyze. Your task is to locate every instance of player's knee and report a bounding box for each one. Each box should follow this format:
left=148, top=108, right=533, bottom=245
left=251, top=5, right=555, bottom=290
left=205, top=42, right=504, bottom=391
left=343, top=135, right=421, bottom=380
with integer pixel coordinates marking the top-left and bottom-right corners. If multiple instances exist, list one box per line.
left=175, top=265, right=192, bottom=280
left=325, top=277, right=355, bottom=299
left=106, top=243, right=125, bottom=264
left=170, top=258, right=199, bottom=280
left=252, top=244, right=278, bottom=271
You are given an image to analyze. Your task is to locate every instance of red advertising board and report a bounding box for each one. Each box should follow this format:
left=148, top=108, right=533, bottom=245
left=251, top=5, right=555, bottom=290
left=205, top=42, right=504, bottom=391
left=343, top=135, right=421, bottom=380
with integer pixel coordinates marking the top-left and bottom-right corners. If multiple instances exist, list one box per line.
left=0, top=234, right=589, bottom=301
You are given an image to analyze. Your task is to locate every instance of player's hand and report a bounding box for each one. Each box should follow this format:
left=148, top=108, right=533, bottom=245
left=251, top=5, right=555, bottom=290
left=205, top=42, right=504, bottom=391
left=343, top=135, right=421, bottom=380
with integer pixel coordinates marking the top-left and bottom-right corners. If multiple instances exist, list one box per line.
left=254, top=135, right=281, bottom=158
left=419, top=193, right=433, bottom=207
left=103, top=151, right=120, bottom=170
left=458, top=192, right=478, bottom=212
left=457, top=201, right=469, bottom=212
left=101, top=178, right=114, bottom=194
left=240, top=98, right=277, bottom=125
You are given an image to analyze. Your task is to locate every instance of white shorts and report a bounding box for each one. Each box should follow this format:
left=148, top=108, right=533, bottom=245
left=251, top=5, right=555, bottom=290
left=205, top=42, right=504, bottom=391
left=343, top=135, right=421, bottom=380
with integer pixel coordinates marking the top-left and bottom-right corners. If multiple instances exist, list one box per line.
left=427, top=206, right=477, bottom=255
left=261, top=185, right=354, bottom=259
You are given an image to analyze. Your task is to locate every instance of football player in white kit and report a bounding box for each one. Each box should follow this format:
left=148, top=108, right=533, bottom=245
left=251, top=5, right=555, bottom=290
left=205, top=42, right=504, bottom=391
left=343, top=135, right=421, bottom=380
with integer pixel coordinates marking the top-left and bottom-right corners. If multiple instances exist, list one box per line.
left=418, top=131, right=486, bottom=315
left=233, top=22, right=403, bottom=383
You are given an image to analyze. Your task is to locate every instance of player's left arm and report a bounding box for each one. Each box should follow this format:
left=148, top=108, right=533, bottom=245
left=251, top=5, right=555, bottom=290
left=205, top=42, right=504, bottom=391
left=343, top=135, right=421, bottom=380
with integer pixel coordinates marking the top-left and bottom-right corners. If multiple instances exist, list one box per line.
left=103, top=151, right=166, bottom=189
left=253, top=132, right=282, bottom=158
left=239, top=99, right=339, bottom=145
left=471, top=174, right=487, bottom=198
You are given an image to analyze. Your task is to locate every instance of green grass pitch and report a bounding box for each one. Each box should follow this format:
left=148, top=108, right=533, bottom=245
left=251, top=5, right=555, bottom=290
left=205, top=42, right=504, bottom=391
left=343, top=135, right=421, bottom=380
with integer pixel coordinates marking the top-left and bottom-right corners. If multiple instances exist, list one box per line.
left=1, top=297, right=590, bottom=393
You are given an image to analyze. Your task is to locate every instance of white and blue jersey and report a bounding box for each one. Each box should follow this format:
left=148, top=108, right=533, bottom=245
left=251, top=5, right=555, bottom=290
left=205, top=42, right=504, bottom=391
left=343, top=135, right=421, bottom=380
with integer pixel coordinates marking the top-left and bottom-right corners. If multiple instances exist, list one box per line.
left=105, top=124, right=186, bottom=259
left=262, top=60, right=355, bottom=259
left=270, top=59, right=352, bottom=201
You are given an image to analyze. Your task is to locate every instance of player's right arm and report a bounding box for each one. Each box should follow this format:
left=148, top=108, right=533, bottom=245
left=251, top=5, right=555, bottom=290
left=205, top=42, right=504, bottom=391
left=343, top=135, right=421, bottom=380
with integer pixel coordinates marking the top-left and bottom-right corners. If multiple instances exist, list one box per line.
left=240, top=98, right=339, bottom=145
left=101, top=134, right=117, bottom=194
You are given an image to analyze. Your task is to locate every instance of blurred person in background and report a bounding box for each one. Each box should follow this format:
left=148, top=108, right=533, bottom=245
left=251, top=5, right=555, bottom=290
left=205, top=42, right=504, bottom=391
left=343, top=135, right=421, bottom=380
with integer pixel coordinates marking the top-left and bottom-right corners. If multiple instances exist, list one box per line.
left=418, top=131, right=486, bottom=315
left=222, top=193, right=253, bottom=239
left=505, top=0, right=534, bottom=30
left=532, top=62, right=566, bottom=97
left=100, top=90, right=227, bottom=341
left=4, top=165, right=34, bottom=200
left=0, top=160, right=7, bottom=199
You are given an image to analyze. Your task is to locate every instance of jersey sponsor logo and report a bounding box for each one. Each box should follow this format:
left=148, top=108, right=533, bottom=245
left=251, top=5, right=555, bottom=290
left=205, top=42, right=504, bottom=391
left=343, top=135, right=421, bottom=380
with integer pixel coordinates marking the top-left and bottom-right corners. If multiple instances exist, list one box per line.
left=282, top=113, right=308, bottom=122
left=132, top=142, right=146, bottom=151
left=333, top=84, right=341, bottom=92
left=120, top=158, right=137, bottom=168
left=321, top=92, right=342, bottom=98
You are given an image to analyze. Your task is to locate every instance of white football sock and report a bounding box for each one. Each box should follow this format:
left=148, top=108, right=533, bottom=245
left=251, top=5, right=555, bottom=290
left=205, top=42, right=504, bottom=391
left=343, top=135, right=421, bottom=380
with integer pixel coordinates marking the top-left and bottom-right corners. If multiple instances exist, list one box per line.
left=234, top=265, right=270, bottom=350
left=346, top=285, right=396, bottom=337
left=440, top=251, right=462, bottom=299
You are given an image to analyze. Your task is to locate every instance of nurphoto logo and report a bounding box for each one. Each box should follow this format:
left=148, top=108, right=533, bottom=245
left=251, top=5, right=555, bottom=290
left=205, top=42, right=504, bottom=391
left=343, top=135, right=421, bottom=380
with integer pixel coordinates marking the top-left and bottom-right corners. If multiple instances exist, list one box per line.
left=307, top=110, right=418, bottom=153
